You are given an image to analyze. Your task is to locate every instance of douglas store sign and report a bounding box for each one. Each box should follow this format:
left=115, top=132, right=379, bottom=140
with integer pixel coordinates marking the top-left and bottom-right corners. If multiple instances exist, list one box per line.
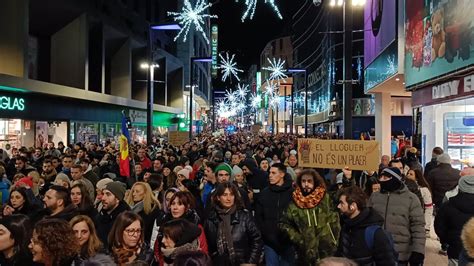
left=0, top=96, right=25, bottom=111
left=412, top=73, right=474, bottom=107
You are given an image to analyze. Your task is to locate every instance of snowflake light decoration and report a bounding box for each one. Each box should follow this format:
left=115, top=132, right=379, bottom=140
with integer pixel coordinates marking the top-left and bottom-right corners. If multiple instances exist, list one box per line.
left=263, top=58, right=288, bottom=81
left=236, top=84, right=249, bottom=100
left=250, top=93, right=262, bottom=110
left=218, top=53, right=243, bottom=82
left=264, top=80, right=280, bottom=110
left=168, top=0, right=218, bottom=44
left=239, top=0, right=283, bottom=22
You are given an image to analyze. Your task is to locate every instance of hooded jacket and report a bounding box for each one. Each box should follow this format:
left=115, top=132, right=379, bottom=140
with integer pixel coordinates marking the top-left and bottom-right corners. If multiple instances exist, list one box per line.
left=279, top=186, right=340, bottom=265
left=434, top=192, right=474, bottom=259
left=337, top=208, right=397, bottom=266
left=240, top=159, right=269, bottom=194
left=369, top=185, right=425, bottom=261
left=255, top=175, right=293, bottom=253
left=427, top=163, right=461, bottom=206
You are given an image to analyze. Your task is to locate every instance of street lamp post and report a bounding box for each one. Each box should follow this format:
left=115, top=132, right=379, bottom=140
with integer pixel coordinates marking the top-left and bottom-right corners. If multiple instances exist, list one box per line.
left=189, top=57, right=212, bottom=140
left=287, top=68, right=307, bottom=137
left=330, top=0, right=365, bottom=139
left=146, top=22, right=181, bottom=145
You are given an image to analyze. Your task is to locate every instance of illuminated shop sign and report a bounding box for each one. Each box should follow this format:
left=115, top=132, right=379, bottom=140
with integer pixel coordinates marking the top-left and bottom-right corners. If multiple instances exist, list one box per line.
left=0, top=96, right=25, bottom=111
left=211, top=25, right=218, bottom=77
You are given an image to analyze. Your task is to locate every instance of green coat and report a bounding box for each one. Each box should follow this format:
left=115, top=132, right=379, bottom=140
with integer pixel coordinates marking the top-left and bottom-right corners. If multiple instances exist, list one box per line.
left=279, top=193, right=340, bottom=265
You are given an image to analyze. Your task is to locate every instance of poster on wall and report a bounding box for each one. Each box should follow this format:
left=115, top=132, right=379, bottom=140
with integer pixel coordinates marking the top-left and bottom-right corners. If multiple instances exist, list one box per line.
left=364, top=0, right=397, bottom=68
left=405, top=0, right=474, bottom=87
left=35, top=121, right=48, bottom=148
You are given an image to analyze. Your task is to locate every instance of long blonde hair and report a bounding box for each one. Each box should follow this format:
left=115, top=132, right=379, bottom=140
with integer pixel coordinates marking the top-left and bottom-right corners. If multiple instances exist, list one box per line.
left=69, top=215, right=103, bottom=258
left=125, top=182, right=161, bottom=214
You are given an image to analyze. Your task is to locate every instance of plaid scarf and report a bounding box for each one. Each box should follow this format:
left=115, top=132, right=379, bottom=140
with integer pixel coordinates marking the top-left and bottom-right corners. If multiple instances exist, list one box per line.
left=216, top=205, right=237, bottom=263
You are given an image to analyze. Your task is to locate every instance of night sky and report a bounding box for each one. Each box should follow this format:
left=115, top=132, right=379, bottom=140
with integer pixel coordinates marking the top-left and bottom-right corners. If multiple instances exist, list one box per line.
left=210, top=0, right=299, bottom=74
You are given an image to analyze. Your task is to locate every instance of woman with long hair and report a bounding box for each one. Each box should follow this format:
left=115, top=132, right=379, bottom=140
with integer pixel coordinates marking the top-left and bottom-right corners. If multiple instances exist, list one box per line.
left=2, top=187, right=39, bottom=220
left=205, top=182, right=263, bottom=265
left=29, top=218, right=80, bottom=266
left=406, top=168, right=433, bottom=235
left=0, top=214, right=33, bottom=265
left=108, top=211, right=154, bottom=265
left=70, top=183, right=97, bottom=218
left=69, top=215, right=104, bottom=259
left=125, top=182, right=162, bottom=244
left=153, top=191, right=208, bottom=261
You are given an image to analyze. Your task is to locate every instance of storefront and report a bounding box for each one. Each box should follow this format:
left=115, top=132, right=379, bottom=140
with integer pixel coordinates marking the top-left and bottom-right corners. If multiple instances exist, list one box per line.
left=0, top=90, right=177, bottom=148
left=413, top=73, right=474, bottom=169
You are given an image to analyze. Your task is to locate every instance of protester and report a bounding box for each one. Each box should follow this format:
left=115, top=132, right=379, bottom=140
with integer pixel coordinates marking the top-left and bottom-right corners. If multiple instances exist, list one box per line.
left=369, top=167, right=425, bottom=265
left=29, top=218, right=80, bottom=266
left=71, top=183, right=98, bottom=218
left=125, top=182, right=162, bottom=244
left=69, top=215, right=105, bottom=259
left=42, top=185, right=78, bottom=221
left=406, top=168, right=433, bottom=236
left=427, top=153, right=461, bottom=210
left=460, top=217, right=474, bottom=264
left=280, top=169, right=340, bottom=264
left=0, top=214, right=33, bottom=265
left=336, top=186, right=397, bottom=265
left=158, top=219, right=203, bottom=265
left=205, top=182, right=263, bottom=265
left=108, top=211, right=154, bottom=265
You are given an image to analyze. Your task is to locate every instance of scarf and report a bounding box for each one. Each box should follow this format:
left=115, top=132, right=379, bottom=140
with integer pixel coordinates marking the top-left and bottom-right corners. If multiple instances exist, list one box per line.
left=292, top=185, right=326, bottom=209
left=112, top=244, right=141, bottom=265
left=216, top=205, right=237, bottom=263
left=131, top=201, right=144, bottom=214
left=161, top=240, right=199, bottom=264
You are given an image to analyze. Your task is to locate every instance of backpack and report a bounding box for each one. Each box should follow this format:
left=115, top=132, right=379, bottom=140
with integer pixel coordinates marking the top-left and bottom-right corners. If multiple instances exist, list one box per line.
left=364, top=225, right=398, bottom=261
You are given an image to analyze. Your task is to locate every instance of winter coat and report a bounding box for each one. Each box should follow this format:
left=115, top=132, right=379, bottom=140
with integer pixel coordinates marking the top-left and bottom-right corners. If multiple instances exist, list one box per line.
left=426, top=163, right=461, bottom=206
left=337, top=208, right=397, bottom=266
left=95, top=200, right=131, bottom=247
left=240, top=158, right=269, bottom=202
left=255, top=177, right=294, bottom=253
left=279, top=186, right=340, bottom=265
left=434, top=192, right=474, bottom=259
left=369, top=185, right=426, bottom=261
left=136, top=205, right=163, bottom=245
left=205, top=208, right=263, bottom=265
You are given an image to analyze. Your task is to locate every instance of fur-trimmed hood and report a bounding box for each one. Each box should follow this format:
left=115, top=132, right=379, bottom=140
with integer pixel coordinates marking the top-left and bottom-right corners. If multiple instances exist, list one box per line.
left=462, top=217, right=474, bottom=258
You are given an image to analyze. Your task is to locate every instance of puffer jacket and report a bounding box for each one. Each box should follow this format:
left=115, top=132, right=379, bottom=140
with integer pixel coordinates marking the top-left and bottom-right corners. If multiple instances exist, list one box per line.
left=255, top=176, right=293, bottom=253
left=279, top=186, right=340, bottom=265
left=369, top=185, right=425, bottom=261
left=426, top=163, right=460, bottom=206
left=205, top=208, right=263, bottom=265
left=434, top=192, right=474, bottom=259
left=337, top=208, right=397, bottom=266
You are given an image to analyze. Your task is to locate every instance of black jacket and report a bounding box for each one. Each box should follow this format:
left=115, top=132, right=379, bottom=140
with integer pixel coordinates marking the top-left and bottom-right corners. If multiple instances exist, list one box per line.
left=205, top=208, right=263, bottom=265
left=95, top=201, right=131, bottom=247
left=255, top=176, right=293, bottom=252
left=138, top=206, right=163, bottom=245
left=427, top=164, right=460, bottom=206
left=338, top=208, right=397, bottom=266
left=240, top=159, right=269, bottom=194
left=434, top=192, right=474, bottom=259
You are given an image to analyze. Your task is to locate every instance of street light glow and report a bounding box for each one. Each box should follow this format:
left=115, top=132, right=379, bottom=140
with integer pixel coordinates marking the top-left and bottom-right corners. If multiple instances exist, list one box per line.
left=140, top=63, right=159, bottom=69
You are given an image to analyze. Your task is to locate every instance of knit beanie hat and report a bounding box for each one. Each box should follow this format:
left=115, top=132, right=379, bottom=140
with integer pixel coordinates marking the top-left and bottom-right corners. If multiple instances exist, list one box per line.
left=380, top=167, right=403, bottom=180
left=215, top=163, right=232, bottom=176
left=53, top=173, right=70, bottom=186
left=459, top=175, right=474, bottom=194
left=437, top=153, right=452, bottom=164
left=16, top=176, right=33, bottom=188
left=96, top=178, right=113, bottom=190
left=173, top=166, right=184, bottom=174
left=232, top=165, right=243, bottom=177
left=104, top=181, right=126, bottom=201
left=174, top=220, right=202, bottom=247
left=177, top=169, right=190, bottom=179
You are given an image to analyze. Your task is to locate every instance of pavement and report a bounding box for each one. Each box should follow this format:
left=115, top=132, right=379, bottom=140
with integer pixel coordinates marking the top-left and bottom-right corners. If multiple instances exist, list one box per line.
left=425, top=221, right=448, bottom=266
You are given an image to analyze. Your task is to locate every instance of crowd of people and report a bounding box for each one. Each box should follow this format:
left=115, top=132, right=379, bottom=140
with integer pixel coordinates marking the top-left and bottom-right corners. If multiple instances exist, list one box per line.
left=0, top=132, right=473, bottom=266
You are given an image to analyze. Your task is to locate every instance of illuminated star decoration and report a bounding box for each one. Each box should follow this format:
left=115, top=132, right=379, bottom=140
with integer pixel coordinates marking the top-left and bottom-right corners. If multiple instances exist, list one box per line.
left=218, top=53, right=244, bottom=82
left=239, top=0, right=283, bottom=22
left=250, top=93, right=262, bottom=111
left=168, top=0, right=218, bottom=44
left=264, top=80, right=280, bottom=109
left=263, top=58, right=288, bottom=82
left=236, top=83, right=249, bottom=100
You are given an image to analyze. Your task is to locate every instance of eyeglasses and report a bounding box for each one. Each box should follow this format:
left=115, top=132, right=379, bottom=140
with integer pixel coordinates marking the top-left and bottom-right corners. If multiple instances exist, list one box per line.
left=124, top=228, right=142, bottom=237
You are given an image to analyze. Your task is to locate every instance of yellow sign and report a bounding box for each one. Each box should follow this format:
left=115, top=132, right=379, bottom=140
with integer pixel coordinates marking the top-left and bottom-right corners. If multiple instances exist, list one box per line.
left=168, top=131, right=189, bottom=147
left=297, top=139, right=380, bottom=171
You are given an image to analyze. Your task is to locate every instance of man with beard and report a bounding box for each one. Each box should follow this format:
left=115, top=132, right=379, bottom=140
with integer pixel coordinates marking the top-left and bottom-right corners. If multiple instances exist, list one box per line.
left=369, top=167, right=425, bottom=266
left=41, top=159, right=57, bottom=183
left=95, top=181, right=130, bottom=246
left=336, top=186, right=397, bottom=265
left=42, top=185, right=78, bottom=221
left=279, top=169, right=340, bottom=265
